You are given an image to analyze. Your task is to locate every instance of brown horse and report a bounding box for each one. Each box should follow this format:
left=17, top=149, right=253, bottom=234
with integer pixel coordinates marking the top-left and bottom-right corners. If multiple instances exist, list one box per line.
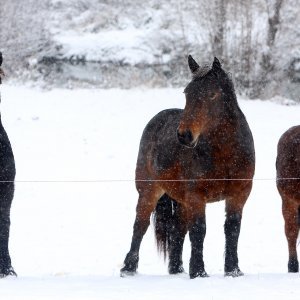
left=276, top=126, right=300, bottom=273
left=120, top=56, right=255, bottom=278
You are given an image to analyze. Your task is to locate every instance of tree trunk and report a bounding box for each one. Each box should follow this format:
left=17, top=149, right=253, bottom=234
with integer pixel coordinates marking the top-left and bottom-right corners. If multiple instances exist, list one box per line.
left=256, top=0, right=283, bottom=97
left=212, top=0, right=226, bottom=58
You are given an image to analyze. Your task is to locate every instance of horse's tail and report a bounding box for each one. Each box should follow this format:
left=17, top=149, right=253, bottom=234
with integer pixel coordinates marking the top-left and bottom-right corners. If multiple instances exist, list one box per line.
left=152, top=194, right=179, bottom=260
left=298, top=206, right=300, bottom=237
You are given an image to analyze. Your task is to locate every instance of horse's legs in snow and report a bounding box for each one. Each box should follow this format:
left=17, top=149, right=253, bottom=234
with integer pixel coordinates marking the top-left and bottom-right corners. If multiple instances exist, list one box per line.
left=168, top=201, right=188, bottom=274
left=188, top=197, right=208, bottom=279
left=0, top=182, right=16, bottom=277
left=224, top=195, right=248, bottom=277
left=282, top=197, right=299, bottom=272
left=120, top=185, right=162, bottom=276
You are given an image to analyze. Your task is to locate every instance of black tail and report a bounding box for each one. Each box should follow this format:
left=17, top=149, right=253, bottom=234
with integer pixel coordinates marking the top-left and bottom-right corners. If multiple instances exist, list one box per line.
left=297, top=206, right=300, bottom=244
left=152, top=194, right=179, bottom=260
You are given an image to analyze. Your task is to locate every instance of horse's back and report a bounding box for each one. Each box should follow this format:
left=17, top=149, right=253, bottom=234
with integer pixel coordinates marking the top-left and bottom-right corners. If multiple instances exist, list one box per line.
left=277, top=126, right=300, bottom=201
left=141, top=108, right=182, bottom=138
left=136, top=108, right=183, bottom=170
left=277, top=126, right=300, bottom=176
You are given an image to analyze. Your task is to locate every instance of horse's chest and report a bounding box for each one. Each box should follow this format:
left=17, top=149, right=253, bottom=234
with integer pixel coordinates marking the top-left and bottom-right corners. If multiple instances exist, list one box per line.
left=154, top=138, right=214, bottom=177
left=183, top=146, right=214, bottom=178
left=153, top=134, right=246, bottom=180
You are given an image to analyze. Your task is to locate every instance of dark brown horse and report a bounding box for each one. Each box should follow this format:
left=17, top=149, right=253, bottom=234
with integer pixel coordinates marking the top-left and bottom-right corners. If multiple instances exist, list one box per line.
left=121, top=56, right=255, bottom=278
left=0, top=52, right=16, bottom=278
left=276, top=126, right=300, bottom=273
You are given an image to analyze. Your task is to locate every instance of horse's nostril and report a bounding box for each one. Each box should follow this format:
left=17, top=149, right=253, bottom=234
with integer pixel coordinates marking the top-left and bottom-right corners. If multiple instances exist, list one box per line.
left=177, top=129, right=194, bottom=146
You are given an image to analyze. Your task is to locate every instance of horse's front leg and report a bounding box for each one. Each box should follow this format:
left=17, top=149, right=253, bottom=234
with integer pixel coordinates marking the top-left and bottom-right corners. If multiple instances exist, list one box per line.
left=224, top=195, right=248, bottom=277
left=188, top=197, right=208, bottom=279
left=120, top=185, right=163, bottom=277
left=0, top=183, right=16, bottom=278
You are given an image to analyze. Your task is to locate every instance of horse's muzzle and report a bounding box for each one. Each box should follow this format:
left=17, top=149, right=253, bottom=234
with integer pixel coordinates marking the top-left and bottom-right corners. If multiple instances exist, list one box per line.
left=177, top=129, right=197, bottom=148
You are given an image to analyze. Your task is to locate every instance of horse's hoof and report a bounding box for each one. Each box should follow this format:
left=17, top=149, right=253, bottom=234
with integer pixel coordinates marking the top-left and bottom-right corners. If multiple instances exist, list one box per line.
left=288, top=268, right=299, bottom=273
left=120, top=269, right=136, bottom=278
left=169, top=265, right=185, bottom=275
left=0, top=267, right=17, bottom=278
left=288, top=257, right=299, bottom=273
left=225, top=268, right=244, bottom=277
left=190, top=270, right=209, bottom=279
left=120, top=264, right=137, bottom=277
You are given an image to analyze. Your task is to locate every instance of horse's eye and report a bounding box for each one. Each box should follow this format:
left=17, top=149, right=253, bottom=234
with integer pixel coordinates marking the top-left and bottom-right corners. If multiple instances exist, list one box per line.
left=210, top=92, right=218, bottom=100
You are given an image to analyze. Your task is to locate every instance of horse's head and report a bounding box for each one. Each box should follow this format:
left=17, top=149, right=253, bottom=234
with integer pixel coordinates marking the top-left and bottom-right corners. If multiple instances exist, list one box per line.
left=177, top=55, right=229, bottom=147
left=0, top=52, right=4, bottom=85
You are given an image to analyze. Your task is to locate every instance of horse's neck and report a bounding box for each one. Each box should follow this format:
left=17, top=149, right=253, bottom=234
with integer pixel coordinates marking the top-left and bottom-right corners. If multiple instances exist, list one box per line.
left=206, top=115, right=243, bottom=145
left=223, top=92, right=242, bottom=114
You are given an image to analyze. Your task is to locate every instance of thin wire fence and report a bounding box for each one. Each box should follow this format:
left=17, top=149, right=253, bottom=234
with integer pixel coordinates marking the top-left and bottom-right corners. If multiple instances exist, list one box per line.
left=1, top=177, right=300, bottom=183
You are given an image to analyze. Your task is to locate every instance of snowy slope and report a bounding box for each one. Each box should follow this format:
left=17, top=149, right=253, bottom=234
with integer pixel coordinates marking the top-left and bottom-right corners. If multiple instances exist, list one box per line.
left=0, top=86, right=300, bottom=299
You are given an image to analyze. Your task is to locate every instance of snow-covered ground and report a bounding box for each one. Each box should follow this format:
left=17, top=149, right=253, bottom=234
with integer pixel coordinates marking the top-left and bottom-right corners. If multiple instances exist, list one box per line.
left=0, top=86, right=300, bottom=299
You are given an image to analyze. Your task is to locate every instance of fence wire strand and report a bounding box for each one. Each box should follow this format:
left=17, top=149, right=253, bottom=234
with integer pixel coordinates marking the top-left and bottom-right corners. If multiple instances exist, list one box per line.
left=0, top=177, right=300, bottom=183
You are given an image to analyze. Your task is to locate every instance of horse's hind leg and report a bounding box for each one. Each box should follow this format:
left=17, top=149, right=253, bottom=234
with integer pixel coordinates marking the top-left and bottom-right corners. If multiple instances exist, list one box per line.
left=282, top=197, right=299, bottom=272
left=168, top=201, right=188, bottom=274
left=0, top=182, right=16, bottom=277
left=120, top=185, right=163, bottom=276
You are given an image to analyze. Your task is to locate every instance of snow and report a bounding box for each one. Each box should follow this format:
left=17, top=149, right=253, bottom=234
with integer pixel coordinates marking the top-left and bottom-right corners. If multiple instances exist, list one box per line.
left=54, top=28, right=165, bottom=65
left=0, top=85, right=300, bottom=299
left=49, top=1, right=179, bottom=66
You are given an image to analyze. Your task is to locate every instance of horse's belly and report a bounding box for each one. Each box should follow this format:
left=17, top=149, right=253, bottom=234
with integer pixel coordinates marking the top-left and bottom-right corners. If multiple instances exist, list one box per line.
left=161, top=177, right=226, bottom=202
left=159, top=160, right=254, bottom=204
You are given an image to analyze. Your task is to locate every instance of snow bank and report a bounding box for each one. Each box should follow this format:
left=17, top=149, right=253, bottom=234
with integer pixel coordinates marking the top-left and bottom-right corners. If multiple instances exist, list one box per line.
left=0, top=86, right=299, bottom=299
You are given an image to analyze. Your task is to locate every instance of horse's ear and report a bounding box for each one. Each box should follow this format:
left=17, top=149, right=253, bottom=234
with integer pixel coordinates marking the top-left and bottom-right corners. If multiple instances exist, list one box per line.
left=212, top=57, right=222, bottom=71
left=188, top=55, right=199, bottom=74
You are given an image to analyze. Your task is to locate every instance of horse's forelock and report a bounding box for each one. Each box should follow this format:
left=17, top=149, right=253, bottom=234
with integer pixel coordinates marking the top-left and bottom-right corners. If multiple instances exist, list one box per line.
left=192, top=65, right=211, bottom=79
left=185, top=67, right=235, bottom=98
